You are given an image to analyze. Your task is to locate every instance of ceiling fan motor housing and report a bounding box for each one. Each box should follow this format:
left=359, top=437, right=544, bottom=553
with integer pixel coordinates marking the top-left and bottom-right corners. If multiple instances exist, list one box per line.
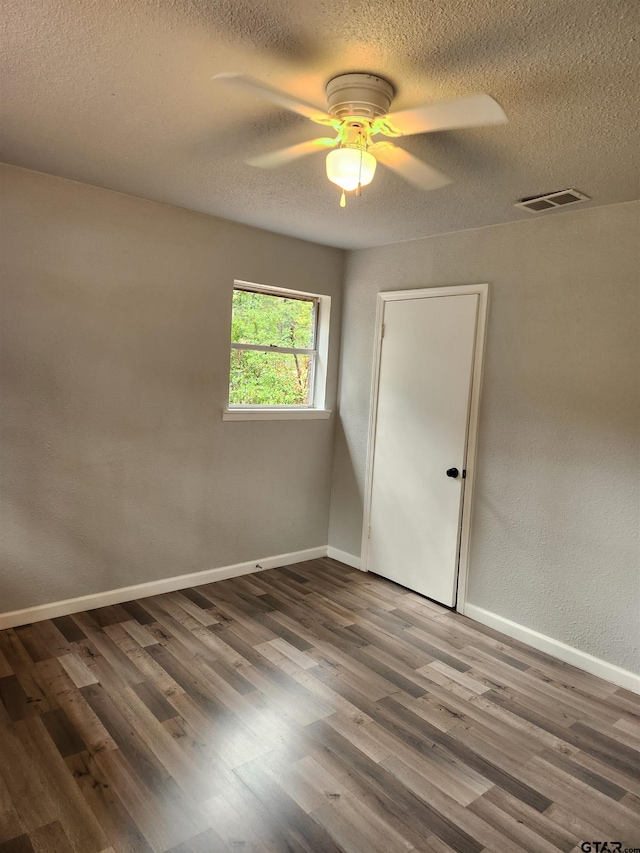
left=326, top=73, right=394, bottom=120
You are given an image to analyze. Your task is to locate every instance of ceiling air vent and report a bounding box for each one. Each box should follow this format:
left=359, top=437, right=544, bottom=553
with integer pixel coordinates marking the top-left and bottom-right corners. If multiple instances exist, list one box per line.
left=515, top=189, right=590, bottom=214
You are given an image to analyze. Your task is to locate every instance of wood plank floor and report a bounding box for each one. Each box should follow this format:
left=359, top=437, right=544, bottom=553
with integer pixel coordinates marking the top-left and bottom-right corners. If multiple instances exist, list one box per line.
left=0, top=558, right=638, bottom=853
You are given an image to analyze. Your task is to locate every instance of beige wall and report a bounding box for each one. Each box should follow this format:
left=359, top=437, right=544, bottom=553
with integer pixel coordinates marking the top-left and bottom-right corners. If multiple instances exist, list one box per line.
left=0, top=165, right=344, bottom=611
left=329, top=201, right=640, bottom=673
left=2, top=163, right=638, bottom=675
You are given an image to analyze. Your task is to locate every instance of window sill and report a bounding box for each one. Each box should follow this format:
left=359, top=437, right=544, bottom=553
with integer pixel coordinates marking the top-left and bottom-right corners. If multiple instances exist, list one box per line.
left=222, top=408, right=331, bottom=422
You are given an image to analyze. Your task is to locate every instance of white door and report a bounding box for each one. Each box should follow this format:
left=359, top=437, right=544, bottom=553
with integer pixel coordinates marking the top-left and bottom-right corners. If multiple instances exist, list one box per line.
left=365, top=292, right=480, bottom=606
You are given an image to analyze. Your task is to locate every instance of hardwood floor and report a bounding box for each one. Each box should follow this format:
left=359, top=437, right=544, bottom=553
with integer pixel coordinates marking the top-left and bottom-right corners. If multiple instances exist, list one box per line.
left=0, top=558, right=638, bottom=853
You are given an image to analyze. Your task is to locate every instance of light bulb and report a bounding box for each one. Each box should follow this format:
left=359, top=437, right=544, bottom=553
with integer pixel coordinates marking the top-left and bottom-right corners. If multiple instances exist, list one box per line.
left=326, top=147, right=377, bottom=192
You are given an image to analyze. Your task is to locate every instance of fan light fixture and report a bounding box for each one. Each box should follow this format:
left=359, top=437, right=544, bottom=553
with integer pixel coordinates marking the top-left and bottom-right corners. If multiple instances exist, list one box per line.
left=214, top=72, right=508, bottom=207
left=325, top=121, right=377, bottom=206
left=326, top=147, right=377, bottom=201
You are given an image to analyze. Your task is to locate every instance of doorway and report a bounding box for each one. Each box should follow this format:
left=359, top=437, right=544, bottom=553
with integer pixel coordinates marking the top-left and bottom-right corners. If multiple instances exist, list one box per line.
left=361, top=284, right=488, bottom=609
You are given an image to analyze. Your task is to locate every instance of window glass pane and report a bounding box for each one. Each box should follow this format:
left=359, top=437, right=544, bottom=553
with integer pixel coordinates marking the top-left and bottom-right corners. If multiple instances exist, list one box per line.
left=229, top=349, right=312, bottom=405
left=232, top=289, right=315, bottom=349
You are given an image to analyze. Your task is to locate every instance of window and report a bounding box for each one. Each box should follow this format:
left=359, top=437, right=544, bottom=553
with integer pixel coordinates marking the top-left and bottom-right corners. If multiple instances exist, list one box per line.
left=224, top=282, right=331, bottom=420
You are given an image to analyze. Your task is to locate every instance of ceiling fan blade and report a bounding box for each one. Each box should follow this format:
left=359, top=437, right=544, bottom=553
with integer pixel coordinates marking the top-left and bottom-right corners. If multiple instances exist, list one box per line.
left=369, top=143, right=451, bottom=190
left=247, top=137, right=339, bottom=169
left=383, top=94, right=507, bottom=136
left=213, top=73, right=334, bottom=125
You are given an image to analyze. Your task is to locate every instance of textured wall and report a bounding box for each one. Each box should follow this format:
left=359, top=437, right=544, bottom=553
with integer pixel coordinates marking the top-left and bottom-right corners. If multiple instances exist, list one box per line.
left=0, top=165, right=344, bottom=611
left=329, top=201, right=640, bottom=673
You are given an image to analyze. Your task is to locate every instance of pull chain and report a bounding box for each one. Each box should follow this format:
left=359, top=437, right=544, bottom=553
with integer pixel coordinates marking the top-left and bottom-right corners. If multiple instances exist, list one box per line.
left=340, top=191, right=346, bottom=208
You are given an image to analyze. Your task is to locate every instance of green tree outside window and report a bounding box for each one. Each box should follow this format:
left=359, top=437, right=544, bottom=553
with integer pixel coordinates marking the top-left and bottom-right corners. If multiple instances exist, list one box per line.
left=229, top=289, right=317, bottom=405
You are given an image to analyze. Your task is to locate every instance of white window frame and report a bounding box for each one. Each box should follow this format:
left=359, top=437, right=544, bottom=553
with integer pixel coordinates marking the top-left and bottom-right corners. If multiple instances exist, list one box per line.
left=223, top=280, right=331, bottom=421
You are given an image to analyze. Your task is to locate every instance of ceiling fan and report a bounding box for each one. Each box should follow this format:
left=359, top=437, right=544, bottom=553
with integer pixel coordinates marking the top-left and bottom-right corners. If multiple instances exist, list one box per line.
left=213, top=72, right=507, bottom=206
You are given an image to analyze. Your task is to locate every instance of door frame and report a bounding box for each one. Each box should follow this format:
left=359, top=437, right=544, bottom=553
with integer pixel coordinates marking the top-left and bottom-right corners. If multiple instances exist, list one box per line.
left=360, top=283, right=489, bottom=614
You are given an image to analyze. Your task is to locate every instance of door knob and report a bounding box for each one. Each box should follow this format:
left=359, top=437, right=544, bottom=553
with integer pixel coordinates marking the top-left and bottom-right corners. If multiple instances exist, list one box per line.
left=446, top=467, right=459, bottom=478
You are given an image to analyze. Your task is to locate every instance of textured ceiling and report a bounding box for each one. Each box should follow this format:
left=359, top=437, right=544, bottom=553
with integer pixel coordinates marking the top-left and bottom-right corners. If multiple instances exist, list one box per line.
left=2, top=0, right=639, bottom=248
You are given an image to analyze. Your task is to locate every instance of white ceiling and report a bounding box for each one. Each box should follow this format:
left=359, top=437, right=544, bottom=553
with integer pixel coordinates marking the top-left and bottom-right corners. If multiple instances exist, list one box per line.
left=2, top=0, right=639, bottom=248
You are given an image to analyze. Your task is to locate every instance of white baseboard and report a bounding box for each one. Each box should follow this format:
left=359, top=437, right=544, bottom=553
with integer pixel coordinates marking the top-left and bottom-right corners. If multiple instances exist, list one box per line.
left=4, top=551, right=635, bottom=695
left=0, top=546, right=327, bottom=631
left=463, top=603, right=640, bottom=695
left=326, top=547, right=363, bottom=571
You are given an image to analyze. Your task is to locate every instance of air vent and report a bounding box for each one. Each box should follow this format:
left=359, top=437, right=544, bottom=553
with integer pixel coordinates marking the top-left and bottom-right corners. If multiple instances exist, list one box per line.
left=515, top=189, right=590, bottom=214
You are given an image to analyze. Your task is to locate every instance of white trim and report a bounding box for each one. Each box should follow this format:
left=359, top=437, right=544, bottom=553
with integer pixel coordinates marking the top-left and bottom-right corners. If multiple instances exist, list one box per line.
left=360, top=283, right=489, bottom=615
left=464, top=603, right=640, bottom=694
left=455, top=285, right=489, bottom=611
left=222, top=408, right=331, bottom=421
left=360, top=291, right=386, bottom=569
left=369, top=283, right=488, bottom=303
left=5, top=546, right=635, bottom=695
left=231, top=343, right=315, bottom=356
left=326, top=547, right=363, bottom=571
left=234, top=279, right=319, bottom=302
left=0, top=547, right=327, bottom=630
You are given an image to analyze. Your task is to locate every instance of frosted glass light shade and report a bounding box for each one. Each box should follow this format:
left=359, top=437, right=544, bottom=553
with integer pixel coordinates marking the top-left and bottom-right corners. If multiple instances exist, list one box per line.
left=326, top=148, right=377, bottom=192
